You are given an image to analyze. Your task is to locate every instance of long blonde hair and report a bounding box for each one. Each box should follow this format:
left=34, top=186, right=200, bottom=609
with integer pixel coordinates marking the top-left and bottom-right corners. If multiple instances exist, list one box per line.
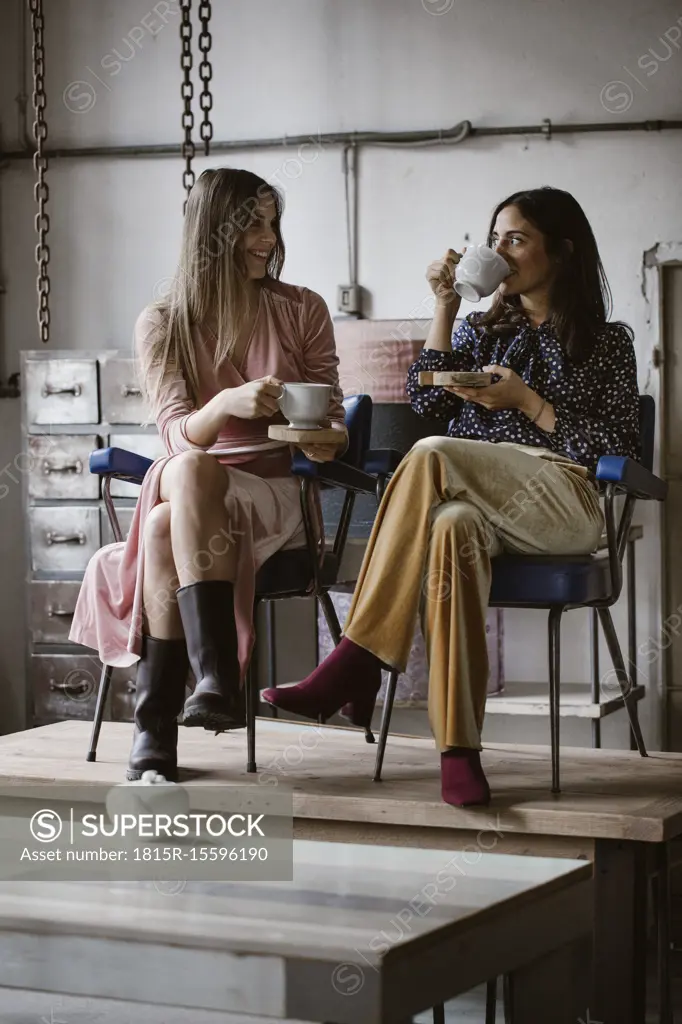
left=145, top=168, right=285, bottom=408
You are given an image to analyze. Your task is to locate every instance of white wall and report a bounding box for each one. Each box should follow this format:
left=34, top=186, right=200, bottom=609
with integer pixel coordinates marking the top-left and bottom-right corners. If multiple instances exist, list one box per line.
left=1, top=0, right=681, bottom=742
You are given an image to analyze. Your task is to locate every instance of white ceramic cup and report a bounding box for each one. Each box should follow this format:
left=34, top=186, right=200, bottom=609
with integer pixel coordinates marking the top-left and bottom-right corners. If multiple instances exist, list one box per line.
left=277, top=382, right=332, bottom=429
left=454, top=244, right=511, bottom=302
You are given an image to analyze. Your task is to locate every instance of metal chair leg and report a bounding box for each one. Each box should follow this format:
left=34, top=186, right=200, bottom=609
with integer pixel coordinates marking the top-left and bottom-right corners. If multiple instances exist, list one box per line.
left=246, top=641, right=258, bottom=773
left=589, top=607, right=601, bottom=749
left=373, top=668, right=398, bottom=782
left=597, top=606, right=647, bottom=757
left=432, top=1003, right=445, bottom=1023
left=548, top=607, right=563, bottom=794
left=627, top=537, right=638, bottom=752
left=263, top=599, right=277, bottom=718
left=318, top=590, right=343, bottom=645
left=317, top=590, right=342, bottom=727
left=86, top=662, right=114, bottom=762
left=485, top=977, right=497, bottom=1022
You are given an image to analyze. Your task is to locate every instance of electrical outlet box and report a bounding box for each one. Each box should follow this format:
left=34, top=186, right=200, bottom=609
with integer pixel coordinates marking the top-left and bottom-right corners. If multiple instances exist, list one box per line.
left=337, top=284, right=362, bottom=315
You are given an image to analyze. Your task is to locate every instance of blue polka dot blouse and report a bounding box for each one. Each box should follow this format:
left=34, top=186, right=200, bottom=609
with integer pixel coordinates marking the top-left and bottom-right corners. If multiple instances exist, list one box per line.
left=405, top=311, right=641, bottom=474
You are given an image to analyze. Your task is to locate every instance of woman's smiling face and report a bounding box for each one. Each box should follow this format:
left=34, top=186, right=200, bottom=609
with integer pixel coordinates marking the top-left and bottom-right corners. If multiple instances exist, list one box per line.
left=241, top=196, right=278, bottom=280
left=490, top=204, right=557, bottom=298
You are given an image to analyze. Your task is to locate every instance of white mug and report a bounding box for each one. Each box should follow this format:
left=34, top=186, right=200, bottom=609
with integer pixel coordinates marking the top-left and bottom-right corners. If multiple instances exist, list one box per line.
left=277, top=382, right=331, bottom=429
left=454, top=244, right=511, bottom=302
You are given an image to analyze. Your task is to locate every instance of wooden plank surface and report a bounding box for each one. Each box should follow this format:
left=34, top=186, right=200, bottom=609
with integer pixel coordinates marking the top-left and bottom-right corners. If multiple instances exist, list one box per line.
left=485, top=682, right=645, bottom=718
left=0, top=842, right=592, bottom=1022
left=0, top=720, right=681, bottom=843
left=0, top=843, right=590, bottom=960
left=417, top=371, right=493, bottom=387
left=267, top=425, right=345, bottom=444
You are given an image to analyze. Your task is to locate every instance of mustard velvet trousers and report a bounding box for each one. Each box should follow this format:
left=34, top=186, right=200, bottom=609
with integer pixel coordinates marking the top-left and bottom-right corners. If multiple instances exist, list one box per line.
left=343, top=436, right=604, bottom=751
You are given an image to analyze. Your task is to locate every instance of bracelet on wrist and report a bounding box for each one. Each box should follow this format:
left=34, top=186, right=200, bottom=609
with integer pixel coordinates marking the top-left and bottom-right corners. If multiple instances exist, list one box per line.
left=531, top=398, right=546, bottom=424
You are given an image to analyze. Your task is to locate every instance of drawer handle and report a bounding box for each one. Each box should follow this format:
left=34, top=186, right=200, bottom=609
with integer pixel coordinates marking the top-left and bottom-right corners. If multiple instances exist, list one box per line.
left=46, top=531, right=86, bottom=545
left=47, top=605, right=74, bottom=618
left=49, top=678, right=90, bottom=694
left=41, top=383, right=83, bottom=398
left=43, top=459, right=83, bottom=476
left=121, top=384, right=142, bottom=398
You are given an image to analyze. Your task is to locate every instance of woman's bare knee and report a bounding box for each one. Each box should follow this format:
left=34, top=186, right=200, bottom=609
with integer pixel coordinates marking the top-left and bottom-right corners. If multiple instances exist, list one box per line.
left=142, top=504, right=179, bottom=618
left=161, top=449, right=228, bottom=502
left=143, top=504, right=174, bottom=566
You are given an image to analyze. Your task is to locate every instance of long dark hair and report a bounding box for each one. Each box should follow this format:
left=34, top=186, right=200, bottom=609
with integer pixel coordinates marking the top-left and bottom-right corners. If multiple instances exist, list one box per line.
left=479, top=186, right=631, bottom=363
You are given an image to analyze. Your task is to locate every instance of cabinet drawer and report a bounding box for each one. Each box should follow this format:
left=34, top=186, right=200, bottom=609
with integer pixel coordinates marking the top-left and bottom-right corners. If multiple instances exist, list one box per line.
left=29, top=581, right=82, bottom=642
left=110, top=666, right=138, bottom=722
left=26, top=358, right=99, bottom=425
left=31, top=654, right=107, bottom=723
left=101, top=505, right=136, bottom=545
left=109, top=433, right=165, bottom=497
left=100, top=356, right=148, bottom=424
left=30, top=506, right=100, bottom=572
left=109, top=665, right=191, bottom=723
left=27, top=434, right=100, bottom=500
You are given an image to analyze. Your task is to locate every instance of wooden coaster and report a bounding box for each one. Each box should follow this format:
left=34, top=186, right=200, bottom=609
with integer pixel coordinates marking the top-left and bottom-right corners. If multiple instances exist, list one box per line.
left=268, top=424, right=346, bottom=444
left=418, top=371, right=493, bottom=387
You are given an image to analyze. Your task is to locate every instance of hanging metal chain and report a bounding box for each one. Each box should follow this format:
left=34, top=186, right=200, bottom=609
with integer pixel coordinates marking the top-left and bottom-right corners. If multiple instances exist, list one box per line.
left=197, top=1, right=213, bottom=156
left=30, top=0, right=51, bottom=344
left=180, top=0, right=195, bottom=212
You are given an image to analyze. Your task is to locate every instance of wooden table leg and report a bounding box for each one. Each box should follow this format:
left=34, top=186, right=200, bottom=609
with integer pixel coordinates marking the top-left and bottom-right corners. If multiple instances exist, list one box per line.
left=506, top=939, right=589, bottom=1023
left=657, top=843, right=673, bottom=1024
left=593, top=838, right=647, bottom=1024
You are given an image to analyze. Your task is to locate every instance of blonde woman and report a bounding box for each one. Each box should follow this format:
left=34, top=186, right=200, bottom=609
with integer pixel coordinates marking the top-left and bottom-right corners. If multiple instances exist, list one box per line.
left=70, top=168, right=347, bottom=781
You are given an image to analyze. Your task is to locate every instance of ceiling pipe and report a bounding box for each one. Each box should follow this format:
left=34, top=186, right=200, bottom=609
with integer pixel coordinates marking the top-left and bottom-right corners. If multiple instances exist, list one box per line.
left=1, top=118, right=682, bottom=163
left=8, top=7, right=681, bottom=164
left=8, top=3, right=681, bottom=164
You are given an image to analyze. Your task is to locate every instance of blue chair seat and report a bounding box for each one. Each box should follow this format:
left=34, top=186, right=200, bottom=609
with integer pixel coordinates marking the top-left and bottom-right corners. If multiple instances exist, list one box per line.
left=255, top=550, right=339, bottom=597
left=489, top=553, right=612, bottom=607
left=90, top=447, right=153, bottom=484
left=363, top=448, right=403, bottom=477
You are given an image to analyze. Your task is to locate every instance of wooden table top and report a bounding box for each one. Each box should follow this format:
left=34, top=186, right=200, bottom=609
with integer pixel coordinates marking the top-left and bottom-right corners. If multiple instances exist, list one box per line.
left=0, top=719, right=681, bottom=843
left=0, top=841, right=592, bottom=1022
left=0, top=842, right=590, bottom=964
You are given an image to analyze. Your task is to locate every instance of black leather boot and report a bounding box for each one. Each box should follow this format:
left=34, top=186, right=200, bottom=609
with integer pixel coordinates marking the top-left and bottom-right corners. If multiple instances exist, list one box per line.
left=176, top=579, right=246, bottom=732
left=127, top=636, right=190, bottom=782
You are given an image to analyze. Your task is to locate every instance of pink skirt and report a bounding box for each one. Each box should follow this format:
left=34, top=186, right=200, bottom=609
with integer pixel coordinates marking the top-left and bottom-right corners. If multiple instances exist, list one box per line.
left=69, top=455, right=311, bottom=679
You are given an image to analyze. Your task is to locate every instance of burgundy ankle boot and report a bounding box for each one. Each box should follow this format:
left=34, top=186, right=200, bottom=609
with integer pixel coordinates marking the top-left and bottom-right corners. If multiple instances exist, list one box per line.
left=441, top=748, right=491, bottom=807
left=262, top=637, right=382, bottom=733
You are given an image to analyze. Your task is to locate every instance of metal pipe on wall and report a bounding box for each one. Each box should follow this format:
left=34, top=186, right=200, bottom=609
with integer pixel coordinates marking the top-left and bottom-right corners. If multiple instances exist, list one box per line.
left=2, top=117, right=682, bottom=163
left=4, top=0, right=681, bottom=164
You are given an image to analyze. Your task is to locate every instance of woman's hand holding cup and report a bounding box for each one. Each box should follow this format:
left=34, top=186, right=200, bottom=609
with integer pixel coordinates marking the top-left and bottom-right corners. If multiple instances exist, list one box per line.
left=222, top=376, right=283, bottom=419
left=426, top=248, right=465, bottom=310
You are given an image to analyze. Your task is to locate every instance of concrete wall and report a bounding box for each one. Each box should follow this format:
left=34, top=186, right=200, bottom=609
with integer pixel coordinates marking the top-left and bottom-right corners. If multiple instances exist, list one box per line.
left=1, top=0, right=681, bottom=745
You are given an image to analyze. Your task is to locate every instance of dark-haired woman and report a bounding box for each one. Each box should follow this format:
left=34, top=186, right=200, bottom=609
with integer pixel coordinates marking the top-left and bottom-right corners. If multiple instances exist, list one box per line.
left=70, top=168, right=347, bottom=781
left=264, top=186, right=640, bottom=808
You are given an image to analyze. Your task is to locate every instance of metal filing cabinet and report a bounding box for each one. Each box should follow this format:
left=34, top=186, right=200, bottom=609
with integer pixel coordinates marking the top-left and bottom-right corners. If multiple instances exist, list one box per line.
left=21, top=351, right=165, bottom=727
